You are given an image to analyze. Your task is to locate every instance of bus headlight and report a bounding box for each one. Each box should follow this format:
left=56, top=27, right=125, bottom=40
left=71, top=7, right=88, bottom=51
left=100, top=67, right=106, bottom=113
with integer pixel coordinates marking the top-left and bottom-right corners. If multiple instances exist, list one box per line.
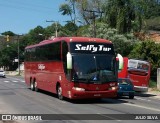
left=72, top=87, right=85, bottom=91
left=111, top=87, right=117, bottom=90
left=109, top=86, right=118, bottom=90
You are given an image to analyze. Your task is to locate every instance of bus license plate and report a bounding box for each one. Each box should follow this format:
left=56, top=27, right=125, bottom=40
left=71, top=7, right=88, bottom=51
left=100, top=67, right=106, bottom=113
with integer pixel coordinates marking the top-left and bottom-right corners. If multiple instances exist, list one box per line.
left=123, top=92, right=129, bottom=95
left=94, top=94, right=101, bottom=97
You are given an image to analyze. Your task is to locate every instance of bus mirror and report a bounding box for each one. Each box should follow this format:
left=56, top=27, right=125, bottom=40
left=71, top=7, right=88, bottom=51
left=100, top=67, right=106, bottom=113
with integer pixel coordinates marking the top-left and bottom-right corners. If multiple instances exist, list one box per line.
left=116, top=54, right=123, bottom=70
left=67, top=52, right=72, bottom=69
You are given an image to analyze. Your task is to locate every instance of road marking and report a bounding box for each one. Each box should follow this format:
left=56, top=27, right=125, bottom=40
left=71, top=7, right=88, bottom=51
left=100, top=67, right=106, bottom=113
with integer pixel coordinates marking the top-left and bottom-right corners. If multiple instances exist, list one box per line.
left=135, top=97, right=151, bottom=102
left=12, top=81, right=18, bottom=83
left=4, top=81, right=9, bottom=83
left=124, top=103, right=160, bottom=112
left=21, top=81, right=25, bottom=83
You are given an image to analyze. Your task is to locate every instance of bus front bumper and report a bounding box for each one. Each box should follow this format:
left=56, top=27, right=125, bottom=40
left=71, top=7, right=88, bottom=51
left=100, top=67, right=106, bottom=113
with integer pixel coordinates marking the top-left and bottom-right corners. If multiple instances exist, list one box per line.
left=68, top=89, right=117, bottom=99
left=134, top=86, right=148, bottom=92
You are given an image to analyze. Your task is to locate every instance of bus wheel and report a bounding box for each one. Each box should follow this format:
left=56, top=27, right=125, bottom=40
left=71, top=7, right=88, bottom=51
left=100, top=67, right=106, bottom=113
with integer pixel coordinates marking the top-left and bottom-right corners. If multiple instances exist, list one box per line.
left=34, top=81, right=39, bottom=92
left=57, top=85, right=63, bottom=100
left=30, top=81, right=35, bottom=91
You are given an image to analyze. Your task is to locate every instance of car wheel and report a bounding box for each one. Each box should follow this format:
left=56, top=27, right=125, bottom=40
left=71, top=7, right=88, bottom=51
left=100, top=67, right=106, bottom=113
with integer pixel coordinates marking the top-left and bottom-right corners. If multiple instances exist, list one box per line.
left=57, top=85, right=63, bottom=100
left=129, top=95, right=134, bottom=99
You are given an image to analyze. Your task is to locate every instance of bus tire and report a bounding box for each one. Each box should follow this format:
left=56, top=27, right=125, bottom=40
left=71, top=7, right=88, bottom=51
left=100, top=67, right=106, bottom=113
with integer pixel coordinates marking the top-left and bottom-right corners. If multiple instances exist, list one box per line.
left=57, top=85, right=63, bottom=100
left=30, top=81, right=35, bottom=91
left=34, top=81, right=39, bottom=92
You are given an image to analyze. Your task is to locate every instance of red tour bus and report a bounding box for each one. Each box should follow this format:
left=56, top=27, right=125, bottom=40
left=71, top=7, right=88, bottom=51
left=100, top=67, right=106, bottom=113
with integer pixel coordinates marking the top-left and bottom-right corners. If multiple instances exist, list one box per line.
left=24, top=37, right=118, bottom=100
left=128, top=59, right=151, bottom=92
left=118, top=57, right=151, bottom=92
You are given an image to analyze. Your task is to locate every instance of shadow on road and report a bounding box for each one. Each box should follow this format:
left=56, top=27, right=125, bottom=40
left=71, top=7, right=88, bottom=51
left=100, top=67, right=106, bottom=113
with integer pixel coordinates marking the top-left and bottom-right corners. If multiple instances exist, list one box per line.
left=34, top=89, right=129, bottom=104
left=135, top=92, right=157, bottom=97
left=66, top=97, right=129, bottom=104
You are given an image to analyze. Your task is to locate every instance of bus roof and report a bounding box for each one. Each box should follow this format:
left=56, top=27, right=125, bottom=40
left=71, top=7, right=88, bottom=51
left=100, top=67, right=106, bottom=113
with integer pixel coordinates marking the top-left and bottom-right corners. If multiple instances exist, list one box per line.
left=25, top=37, right=112, bottom=49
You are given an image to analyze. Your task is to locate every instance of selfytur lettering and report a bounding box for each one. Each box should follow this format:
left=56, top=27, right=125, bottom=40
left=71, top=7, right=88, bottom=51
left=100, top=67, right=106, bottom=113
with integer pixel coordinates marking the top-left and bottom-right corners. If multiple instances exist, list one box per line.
left=75, top=44, right=111, bottom=52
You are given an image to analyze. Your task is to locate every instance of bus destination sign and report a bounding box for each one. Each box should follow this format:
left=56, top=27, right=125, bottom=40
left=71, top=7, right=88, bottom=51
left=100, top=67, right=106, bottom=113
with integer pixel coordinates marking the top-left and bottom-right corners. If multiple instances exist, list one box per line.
left=70, top=42, right=114, bottom=54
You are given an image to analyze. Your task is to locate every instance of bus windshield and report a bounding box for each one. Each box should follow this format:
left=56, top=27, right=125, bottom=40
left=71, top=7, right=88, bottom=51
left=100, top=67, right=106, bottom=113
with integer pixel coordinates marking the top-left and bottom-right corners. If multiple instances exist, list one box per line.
left=72, top=54, right=117, bottom=83
left=128, top=59, right=149, bottom=72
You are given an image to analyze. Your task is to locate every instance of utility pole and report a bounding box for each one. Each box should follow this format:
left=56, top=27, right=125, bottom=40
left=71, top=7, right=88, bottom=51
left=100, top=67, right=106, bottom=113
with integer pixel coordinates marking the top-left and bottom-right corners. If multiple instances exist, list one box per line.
left=46, top=20, right=58, bottom=37
left=15, top=34, right=23, bottom=76
left=17, top=35, right=20, bottom=75
left=84, top=10, right=104, bottom=38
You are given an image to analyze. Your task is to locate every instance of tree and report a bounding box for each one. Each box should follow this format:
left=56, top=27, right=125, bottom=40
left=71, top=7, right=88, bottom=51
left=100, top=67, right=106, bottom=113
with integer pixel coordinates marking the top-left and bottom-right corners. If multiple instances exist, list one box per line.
left=1, top=31, right=15, bottom=36
left=0, top=42, right=19, bottom=70
left=145, top=0, right=160, bottom=19
left=26, top=26, right=45, bottom=45
left=75, top=0, right=105, bottom=25
left=78, top=22, right=137, bottom=56
left=63, top=21, right=78, bottom=36
left=103, top=0, right=147, bottom=33
left=59, top=3, right=73, bottom=21
left=67, top=0, right=77, bottom=24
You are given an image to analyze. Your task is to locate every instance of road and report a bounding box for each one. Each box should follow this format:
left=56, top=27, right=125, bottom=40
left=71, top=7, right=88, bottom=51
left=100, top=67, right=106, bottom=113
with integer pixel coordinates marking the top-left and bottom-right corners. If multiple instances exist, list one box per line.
left=0, top=76, right=160, bottom=123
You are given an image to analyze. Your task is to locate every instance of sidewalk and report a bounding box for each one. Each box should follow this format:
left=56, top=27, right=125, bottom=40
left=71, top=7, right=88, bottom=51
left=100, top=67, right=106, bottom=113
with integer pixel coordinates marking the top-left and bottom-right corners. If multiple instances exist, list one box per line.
left=5, top=71, right=24, bottom=77
left=146, top=88, right=160, bottom=99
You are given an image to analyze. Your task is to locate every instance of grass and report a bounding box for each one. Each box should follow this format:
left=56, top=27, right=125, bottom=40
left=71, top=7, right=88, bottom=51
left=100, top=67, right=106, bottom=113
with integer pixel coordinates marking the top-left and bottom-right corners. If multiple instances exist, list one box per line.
left=149, top=79, right=160, bottom=92
left=149, top=79, right=157, bottom=88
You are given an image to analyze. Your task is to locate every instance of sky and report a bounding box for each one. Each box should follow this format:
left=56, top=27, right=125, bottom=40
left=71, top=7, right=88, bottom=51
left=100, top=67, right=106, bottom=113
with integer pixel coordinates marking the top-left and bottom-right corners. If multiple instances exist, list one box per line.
left=0, top=0, right=70, bottom=34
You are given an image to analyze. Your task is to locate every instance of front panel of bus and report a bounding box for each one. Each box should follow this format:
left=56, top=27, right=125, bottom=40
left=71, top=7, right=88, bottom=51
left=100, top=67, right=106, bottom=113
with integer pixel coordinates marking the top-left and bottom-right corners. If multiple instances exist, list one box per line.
left=64, top=42, right=118, bottom=99
left=128, top=59, right=150, bottom=92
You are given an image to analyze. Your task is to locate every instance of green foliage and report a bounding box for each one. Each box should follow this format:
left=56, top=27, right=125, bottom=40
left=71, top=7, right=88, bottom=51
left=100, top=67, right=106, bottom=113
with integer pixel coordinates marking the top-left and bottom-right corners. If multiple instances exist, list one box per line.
left=79, top=22, right=138, bottom=56
left=102, top=0, right=147, bottom=33
left=145, top=17, right=160, bottom=31
left=59, top=2, right=75, bottom=23
left=145, top=0, right=160, bottom=19
left=62, top=22, right=78, bottom=36
left=1, top=31, right=15, bottom=36
left=44, top=23, right=62, bottom=38
left=149, top=80, right=157, bottom=88
left=21, top=26, right=46, bottom=47
left=59, top=3, right=72, bottom=16
left=0, top=42, right=19, bottom=70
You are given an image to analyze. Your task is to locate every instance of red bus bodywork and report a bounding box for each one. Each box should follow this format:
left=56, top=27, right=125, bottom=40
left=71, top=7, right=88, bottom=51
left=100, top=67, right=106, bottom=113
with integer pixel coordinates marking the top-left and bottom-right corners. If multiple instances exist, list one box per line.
left=24, top=37, right=118, bottom=99
left=118, top=57, right=128, bottom=78
left=118, top=58, right=151, bottom=92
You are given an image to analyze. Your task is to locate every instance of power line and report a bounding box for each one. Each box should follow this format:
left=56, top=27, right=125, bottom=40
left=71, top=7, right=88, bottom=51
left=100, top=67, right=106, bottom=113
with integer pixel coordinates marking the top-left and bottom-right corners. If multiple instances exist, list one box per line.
left=0, top=1, right=55, bottom=14
left=4, top=0, right=54, bottom=11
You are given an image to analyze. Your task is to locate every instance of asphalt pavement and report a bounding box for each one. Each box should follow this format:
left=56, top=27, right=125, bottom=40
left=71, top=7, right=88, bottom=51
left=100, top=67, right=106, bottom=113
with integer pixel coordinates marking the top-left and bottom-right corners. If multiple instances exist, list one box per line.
left=0, top=75, right=160, bottom=123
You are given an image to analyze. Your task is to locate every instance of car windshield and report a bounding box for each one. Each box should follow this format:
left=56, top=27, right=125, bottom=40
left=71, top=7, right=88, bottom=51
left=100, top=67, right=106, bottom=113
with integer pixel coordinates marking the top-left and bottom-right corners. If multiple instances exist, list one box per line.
left=72, top=54, right=117, bottom=83
left=118, top=79, right=132, bottom=85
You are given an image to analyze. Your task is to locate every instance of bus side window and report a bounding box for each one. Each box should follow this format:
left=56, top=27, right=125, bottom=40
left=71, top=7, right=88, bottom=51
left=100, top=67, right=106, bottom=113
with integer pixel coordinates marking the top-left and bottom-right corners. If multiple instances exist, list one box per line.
left=62, top=41, right=68, bottom=74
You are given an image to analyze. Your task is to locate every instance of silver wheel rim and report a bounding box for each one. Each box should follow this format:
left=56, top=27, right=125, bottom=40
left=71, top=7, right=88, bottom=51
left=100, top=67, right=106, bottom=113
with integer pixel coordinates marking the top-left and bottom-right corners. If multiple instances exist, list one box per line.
left=58, top=86, right=63, bottom=100
left=58, top=87, right=62, bottom=97
left=35, top=82, right=37, bottom=88
left=31, top=82, right=34, bottom=90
